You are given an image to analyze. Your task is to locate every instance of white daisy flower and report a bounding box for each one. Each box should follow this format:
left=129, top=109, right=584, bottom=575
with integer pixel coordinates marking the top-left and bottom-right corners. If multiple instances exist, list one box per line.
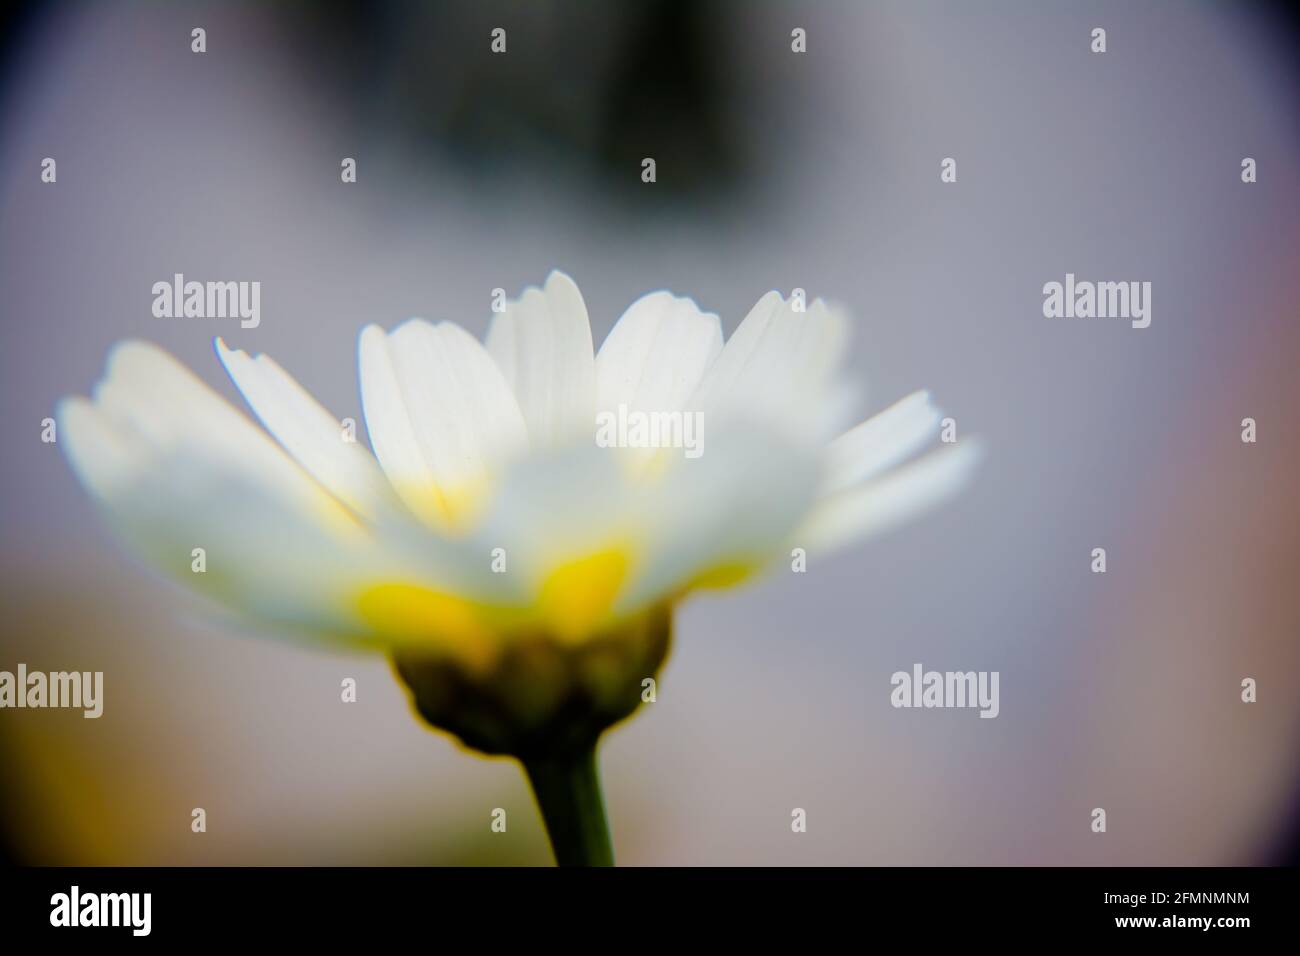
left=57, top=270, right=978, bottom=864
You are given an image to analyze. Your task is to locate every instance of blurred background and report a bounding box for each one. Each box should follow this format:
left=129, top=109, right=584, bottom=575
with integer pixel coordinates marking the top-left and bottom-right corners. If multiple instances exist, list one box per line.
left=1, top=0, right=1298, bottom=865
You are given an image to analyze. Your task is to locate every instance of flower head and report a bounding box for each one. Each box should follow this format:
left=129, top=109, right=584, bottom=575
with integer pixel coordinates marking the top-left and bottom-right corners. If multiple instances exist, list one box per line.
left=59, top=271, right=978, bottom=755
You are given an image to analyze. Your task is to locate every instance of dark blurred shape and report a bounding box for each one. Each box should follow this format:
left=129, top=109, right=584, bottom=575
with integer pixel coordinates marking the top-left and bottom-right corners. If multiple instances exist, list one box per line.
left=292, top=0, right=744, bottom=204
left=0, top=0, right=47, bottom=117
left=0, top=734, right=25, bottom=866
left=1271, top=775, right=1300, bottom=866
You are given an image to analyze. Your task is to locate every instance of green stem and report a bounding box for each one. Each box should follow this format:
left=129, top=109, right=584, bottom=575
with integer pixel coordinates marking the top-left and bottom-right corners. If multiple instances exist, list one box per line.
left=521, top=745, right=614, bottom=867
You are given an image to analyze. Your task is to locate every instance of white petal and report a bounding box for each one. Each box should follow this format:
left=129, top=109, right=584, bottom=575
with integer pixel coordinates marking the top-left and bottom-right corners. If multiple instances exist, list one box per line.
left=66, top=422, right=365, bottom=633
left=687, top=290, right=783, bottom=409
left=360, top=320, right=527, bottom=528
left=619, top=425, right=822, bottom=610
left=386, top=319, right=528, bottom=481
left=486, top=270, right=595, bottom=449
left=690, top=292, right=849, bottom=438
left=87, top=340, right=356, bottom=532
left=468, top=426, right=820, bottom=632
left=820, top=390, right=942, bottom=495
left=796, top=440, right=983, bottom=553
left=57, top=395, right=146, bottom=498
left=359, top=324, right=441, bottom=525
left=61, top=348, right=503, bottom=647
left=57, top=347, right=378, bottom=636
left=595, top=290, right=722, bottom=415
left=216, top=338, right=402, bottom=523
left=472, top=444, right=631, bottom=591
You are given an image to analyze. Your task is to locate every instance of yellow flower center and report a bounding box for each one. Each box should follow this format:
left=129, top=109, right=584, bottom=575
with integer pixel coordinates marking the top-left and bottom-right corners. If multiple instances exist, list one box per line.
left=538, top=546, right=630, bottom=642
left=354, top=544, right=634, bottom=656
